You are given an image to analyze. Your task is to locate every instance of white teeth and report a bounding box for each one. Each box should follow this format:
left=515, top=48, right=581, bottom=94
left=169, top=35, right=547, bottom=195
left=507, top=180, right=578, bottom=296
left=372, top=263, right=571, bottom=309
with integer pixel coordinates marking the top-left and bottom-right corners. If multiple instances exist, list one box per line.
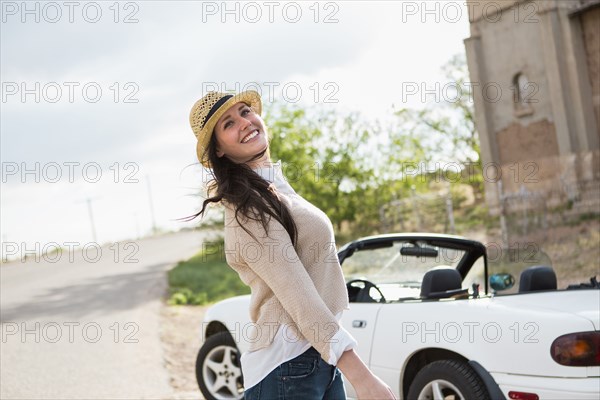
left=242, top=130, right=258, bottom=143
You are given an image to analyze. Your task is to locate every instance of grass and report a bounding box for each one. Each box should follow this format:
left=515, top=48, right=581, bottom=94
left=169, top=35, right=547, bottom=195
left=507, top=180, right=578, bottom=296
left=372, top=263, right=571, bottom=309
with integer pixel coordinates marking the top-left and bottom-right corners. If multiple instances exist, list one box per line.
left=167, top=238, right=249, bottom=305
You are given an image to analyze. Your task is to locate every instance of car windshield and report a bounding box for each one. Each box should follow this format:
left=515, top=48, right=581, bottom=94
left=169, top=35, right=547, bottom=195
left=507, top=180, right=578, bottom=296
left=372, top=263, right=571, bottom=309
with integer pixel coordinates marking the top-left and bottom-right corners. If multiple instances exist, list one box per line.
left=342, top=240, right=466, bottom=300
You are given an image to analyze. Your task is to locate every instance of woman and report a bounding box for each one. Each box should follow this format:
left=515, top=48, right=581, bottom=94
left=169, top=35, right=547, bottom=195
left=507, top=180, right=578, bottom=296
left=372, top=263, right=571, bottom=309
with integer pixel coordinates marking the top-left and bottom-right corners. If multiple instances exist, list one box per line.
left=188, top=90, right=395, bottom=400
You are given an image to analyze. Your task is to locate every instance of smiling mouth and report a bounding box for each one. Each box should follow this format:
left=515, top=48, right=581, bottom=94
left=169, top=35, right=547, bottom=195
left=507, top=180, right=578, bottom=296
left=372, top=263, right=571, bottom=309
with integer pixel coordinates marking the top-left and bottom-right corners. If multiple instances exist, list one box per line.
left=241, top=129, right=259, bottom=143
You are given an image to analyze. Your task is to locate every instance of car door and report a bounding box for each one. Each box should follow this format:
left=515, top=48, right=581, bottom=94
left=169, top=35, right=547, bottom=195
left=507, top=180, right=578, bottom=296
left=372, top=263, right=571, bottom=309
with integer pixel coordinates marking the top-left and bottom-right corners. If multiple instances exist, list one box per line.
left=341, top=302, right=384, bottom=365
left=340, top=302, right=384, bottom=399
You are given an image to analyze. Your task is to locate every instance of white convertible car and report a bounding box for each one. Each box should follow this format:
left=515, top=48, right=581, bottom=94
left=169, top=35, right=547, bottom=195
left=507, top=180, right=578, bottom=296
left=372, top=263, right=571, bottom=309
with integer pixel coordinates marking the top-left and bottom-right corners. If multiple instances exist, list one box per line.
left=195, top=233, right=600, bottom=400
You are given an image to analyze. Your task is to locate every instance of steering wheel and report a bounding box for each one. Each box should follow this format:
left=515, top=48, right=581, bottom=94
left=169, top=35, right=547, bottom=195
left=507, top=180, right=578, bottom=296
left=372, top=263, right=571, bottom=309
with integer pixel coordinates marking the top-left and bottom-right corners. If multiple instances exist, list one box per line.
left=346, top=279, right=386, bottom=303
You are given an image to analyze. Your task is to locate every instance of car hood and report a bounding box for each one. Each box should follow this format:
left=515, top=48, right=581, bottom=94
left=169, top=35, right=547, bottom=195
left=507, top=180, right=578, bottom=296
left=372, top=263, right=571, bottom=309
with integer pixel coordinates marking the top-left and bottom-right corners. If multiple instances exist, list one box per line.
left=491, top=290, right=600, bottom=330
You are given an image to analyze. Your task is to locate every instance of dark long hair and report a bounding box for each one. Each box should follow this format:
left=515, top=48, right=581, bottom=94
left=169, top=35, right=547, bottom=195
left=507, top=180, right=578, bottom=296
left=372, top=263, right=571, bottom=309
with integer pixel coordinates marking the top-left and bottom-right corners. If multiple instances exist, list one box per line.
left=183, top=129, right=298, bottom=245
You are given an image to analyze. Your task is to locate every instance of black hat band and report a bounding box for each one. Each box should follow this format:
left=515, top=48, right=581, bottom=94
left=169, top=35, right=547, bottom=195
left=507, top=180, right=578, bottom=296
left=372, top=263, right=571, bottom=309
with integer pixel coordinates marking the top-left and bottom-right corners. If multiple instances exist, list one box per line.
left=202, top=94, right=233, bottom=129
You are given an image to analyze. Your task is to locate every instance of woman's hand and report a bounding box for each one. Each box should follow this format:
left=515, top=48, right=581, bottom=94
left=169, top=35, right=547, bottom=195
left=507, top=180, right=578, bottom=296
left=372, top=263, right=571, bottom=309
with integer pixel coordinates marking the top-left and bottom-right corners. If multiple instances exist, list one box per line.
left=337, top=349, right=397, bottom=399
left=354, top=373, right=396, bottom=400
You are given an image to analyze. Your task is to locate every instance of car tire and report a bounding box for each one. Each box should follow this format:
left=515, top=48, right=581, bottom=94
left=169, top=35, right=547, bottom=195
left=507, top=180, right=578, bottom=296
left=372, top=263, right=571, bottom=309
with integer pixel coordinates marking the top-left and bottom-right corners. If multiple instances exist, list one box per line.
left=407, top=359, right=490, bottom=400
left=195, top=331, right=244, bottom=400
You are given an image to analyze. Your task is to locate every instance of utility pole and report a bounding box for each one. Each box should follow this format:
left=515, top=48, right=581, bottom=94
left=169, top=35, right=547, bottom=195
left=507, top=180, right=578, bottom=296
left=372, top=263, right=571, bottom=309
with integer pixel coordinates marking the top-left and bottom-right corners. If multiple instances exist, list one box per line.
left=146, top=175, right=157, bottom=235
left=86, top=197, right=97, bottom=243
left=134, top=212, right=141, bottom=239
left=76, top=196, right=100, bottom=243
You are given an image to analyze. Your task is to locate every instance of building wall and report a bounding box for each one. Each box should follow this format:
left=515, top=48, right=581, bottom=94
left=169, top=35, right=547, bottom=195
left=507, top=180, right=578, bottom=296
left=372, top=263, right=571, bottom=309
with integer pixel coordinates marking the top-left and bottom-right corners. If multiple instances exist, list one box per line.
left=465, top=0, right=600, bottom=212
left=580, top=7, right=600, bottom=138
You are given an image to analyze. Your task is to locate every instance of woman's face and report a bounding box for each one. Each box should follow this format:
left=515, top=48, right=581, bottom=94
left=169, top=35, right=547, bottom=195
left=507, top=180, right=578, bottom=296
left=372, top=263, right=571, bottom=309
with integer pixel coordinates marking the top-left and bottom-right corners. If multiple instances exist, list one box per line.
left=213, top=102, right=268, bottom=166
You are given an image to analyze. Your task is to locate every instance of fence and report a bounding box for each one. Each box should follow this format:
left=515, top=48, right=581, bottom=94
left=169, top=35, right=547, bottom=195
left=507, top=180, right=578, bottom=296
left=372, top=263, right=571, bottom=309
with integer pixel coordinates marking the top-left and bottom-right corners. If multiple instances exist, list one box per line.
left=499, top=178, right=600, bottom=244
left=378, top=177, right=600, bottom=245
left=379, top=186, right=455, bottom=235
left=377, top=176, right=599, bottom=287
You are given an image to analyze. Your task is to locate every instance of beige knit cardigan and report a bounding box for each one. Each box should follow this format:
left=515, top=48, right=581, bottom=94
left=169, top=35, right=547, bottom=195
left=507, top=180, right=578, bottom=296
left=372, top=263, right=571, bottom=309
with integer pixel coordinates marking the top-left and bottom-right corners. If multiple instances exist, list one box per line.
left=223, top=189, right=349, bottom=362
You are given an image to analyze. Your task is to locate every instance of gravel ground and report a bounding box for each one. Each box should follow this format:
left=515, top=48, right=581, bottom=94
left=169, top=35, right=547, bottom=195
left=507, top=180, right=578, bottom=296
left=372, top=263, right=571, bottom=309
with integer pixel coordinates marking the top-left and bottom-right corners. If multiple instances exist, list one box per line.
left=159, top=303, right=209, bottom=400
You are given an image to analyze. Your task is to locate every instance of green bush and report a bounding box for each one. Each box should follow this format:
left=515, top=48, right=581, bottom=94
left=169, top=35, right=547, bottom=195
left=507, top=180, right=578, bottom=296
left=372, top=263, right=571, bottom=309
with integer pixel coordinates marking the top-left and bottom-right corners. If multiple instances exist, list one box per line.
left=167, top=239, right=250, bottom=306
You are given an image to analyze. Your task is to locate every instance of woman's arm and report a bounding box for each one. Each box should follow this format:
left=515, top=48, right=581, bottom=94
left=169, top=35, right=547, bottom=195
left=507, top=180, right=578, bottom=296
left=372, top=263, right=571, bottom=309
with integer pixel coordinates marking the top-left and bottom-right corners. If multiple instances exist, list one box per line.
left=337, top=349, right=397, bottom=399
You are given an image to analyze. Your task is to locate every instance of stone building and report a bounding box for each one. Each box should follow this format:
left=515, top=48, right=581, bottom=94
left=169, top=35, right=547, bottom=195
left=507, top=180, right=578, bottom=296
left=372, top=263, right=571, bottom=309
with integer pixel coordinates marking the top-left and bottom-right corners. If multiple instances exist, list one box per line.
left=464, top=0, right=599, bottom=213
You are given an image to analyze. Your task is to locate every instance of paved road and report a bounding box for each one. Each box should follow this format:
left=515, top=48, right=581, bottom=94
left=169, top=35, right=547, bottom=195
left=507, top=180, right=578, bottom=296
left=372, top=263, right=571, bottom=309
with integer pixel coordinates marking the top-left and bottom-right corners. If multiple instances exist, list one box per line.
left=1, top=230, right=214, bottom=400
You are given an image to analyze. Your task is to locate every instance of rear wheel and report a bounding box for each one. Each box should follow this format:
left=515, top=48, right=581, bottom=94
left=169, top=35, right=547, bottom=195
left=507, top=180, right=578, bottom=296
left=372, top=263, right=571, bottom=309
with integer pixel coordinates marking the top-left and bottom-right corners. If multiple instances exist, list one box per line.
left=407, top=360, right=490, bottom=400
left=195, top=332, right=244, bottom=400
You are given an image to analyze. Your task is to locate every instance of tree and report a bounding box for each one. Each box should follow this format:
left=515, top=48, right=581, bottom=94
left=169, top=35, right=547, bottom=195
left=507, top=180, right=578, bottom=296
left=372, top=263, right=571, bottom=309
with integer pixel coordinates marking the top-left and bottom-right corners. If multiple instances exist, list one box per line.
left=264, top=104, right=377, bottom=233
left=257, top=53, right=483, bottom=236
left=393, top=53, right=483, bottom=198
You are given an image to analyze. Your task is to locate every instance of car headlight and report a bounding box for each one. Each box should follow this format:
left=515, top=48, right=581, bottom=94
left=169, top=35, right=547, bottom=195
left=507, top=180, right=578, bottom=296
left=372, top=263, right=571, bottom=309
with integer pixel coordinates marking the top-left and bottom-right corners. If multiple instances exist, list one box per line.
left=550, top=331, right=600, bottom=366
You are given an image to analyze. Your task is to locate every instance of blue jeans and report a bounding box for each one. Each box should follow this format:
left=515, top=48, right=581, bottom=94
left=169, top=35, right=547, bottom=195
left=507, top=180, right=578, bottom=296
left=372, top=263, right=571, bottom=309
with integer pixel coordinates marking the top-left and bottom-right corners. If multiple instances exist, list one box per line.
left=243, top=347, right=347, bottom=400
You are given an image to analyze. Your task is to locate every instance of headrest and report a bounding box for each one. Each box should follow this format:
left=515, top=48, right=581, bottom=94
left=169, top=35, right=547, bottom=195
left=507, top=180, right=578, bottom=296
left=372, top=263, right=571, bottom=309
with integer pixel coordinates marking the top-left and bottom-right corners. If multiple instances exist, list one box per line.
left=519, top=266, right=557, bottom=293
left=420, top=268, right=462, bottom=298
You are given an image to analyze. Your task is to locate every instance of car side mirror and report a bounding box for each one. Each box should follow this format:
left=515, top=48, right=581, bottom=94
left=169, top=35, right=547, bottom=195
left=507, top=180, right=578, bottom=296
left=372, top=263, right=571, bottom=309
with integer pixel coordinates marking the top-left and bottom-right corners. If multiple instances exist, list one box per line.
left=490, top=273, right=515, bottom=291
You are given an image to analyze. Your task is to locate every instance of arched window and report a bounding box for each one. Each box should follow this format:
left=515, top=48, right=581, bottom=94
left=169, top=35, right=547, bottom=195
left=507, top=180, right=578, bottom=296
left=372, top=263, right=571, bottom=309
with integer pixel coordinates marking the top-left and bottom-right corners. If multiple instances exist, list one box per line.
left=513, top=72, right=534, bottom=116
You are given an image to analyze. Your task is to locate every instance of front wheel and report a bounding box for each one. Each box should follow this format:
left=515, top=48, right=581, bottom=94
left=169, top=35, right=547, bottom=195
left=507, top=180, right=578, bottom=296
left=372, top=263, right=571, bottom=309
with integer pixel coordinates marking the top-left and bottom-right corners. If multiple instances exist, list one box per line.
left=195, top=331, right=244, bottom=400
left=407, top=360, right=490, bottom=400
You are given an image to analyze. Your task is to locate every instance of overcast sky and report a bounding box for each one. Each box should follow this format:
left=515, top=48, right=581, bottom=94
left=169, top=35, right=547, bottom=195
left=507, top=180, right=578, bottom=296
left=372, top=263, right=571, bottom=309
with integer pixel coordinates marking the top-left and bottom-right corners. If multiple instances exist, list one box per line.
left=1, top=1, right=471, bottom=259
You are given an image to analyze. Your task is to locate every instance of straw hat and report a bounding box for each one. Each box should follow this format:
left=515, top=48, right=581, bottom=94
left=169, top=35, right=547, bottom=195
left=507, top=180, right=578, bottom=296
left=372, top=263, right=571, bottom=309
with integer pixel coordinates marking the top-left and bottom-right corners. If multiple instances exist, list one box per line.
left=189, top=90, right=262, bottom=167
